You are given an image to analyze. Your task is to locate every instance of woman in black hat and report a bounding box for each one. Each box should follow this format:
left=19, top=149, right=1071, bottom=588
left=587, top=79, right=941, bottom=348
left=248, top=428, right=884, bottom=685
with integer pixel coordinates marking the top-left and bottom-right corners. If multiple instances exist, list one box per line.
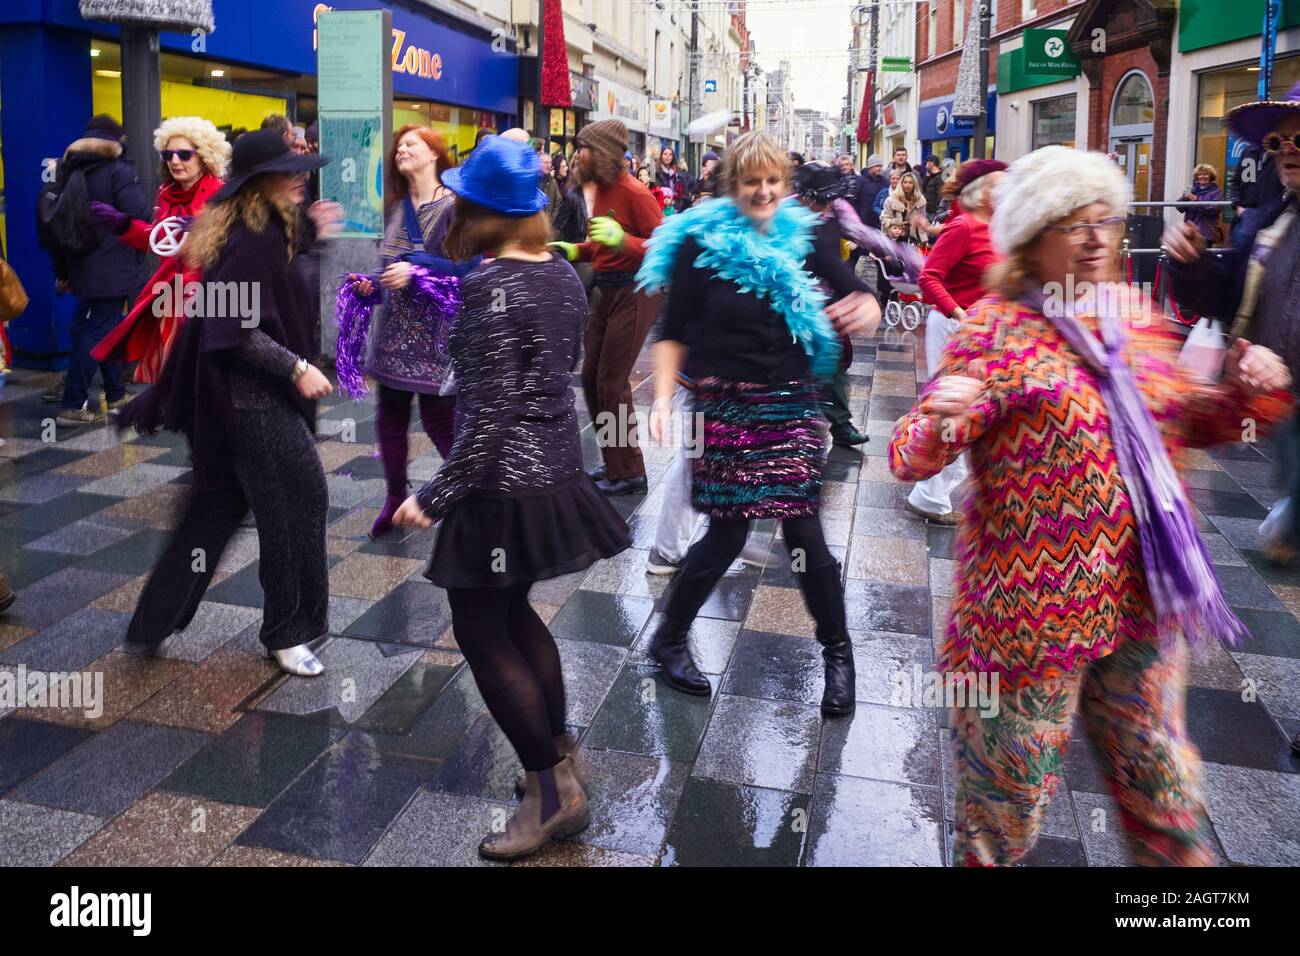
left=116, top=129, right=333, bottom=677
left=394, top=135, right=630, bottom=861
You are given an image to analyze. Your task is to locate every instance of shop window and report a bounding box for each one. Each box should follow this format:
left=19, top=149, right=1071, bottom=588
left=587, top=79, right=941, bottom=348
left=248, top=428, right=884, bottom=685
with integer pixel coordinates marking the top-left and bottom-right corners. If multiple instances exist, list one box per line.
left=1032, top=93, right=1077, bottom=149
left=1195, top=54, right=1300, bottom=188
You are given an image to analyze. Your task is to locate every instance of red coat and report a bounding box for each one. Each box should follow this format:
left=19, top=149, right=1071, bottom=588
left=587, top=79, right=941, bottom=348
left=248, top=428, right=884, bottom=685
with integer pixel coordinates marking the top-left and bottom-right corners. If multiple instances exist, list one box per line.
left=91, top=173, right=223, bottom=381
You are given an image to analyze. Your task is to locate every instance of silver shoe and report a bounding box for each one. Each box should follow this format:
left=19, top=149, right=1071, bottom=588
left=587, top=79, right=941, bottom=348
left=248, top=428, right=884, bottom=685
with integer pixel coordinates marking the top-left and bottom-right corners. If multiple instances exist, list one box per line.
left=265, top=643, right=325, bottom=677
left=122, top=636, right=171, bottom=657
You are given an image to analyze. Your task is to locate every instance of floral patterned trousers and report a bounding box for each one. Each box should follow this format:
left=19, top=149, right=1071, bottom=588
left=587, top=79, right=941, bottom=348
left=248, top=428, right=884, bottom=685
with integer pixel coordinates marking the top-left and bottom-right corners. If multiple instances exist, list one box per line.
left=951, top=635, right=1215, bottom=866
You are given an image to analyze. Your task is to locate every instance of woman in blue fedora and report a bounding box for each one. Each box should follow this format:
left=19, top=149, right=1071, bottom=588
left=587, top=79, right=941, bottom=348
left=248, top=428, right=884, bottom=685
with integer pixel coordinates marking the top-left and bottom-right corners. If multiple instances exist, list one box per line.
left=394, top=135, right=630, bottom=861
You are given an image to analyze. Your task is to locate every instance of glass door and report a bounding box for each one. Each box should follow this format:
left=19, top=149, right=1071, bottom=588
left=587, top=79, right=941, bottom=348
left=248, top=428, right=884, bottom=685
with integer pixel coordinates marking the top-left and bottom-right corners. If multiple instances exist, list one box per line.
left=1109, top=136, right=1152, bottom=203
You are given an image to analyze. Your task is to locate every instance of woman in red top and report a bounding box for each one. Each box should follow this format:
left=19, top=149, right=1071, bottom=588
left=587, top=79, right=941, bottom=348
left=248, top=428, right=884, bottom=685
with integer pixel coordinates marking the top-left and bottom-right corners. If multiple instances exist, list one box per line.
left=90, top=117, right=229, bottom=382
left=906, top=159, right=1006, bottom=523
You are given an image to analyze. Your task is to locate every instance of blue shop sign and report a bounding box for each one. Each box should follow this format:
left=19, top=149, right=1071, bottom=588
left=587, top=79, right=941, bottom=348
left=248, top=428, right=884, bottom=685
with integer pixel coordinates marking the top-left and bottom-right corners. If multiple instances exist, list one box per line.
left=19, top=0, right=518, bottom=114
left=918, top=91, right=998, bottom=140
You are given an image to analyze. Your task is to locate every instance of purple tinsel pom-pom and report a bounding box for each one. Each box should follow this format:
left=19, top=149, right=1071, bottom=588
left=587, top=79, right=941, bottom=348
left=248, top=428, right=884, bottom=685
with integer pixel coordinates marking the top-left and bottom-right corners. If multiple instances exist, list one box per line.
left=335, top=275, right=382, bottom=400
left=410, top=267, right=463, bottom=320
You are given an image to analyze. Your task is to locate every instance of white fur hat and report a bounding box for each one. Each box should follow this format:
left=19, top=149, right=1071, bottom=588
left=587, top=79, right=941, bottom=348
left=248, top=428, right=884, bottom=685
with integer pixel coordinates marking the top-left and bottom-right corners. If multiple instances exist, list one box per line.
left=990, top=146, right=1130, bottom=253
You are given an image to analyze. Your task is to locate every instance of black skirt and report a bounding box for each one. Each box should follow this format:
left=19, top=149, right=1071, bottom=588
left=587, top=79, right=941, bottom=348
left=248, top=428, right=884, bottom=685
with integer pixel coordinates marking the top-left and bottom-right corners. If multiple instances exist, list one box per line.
left=425, top=474, right=631, bottom=589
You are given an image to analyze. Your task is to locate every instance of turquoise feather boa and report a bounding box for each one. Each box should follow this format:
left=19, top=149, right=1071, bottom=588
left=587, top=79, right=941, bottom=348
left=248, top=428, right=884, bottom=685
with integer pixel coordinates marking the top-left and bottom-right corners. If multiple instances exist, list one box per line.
left=635, top=197, right=840, bottom=378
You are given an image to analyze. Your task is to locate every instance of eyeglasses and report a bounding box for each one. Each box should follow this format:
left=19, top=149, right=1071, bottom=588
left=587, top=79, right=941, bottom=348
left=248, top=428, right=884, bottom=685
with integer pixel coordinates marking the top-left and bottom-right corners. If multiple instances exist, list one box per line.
left=1262, top=131, right=1300, bottom=153
left=1050, top=216, right=1127, bottom=243
left=160, top=149, right=196, bottom=162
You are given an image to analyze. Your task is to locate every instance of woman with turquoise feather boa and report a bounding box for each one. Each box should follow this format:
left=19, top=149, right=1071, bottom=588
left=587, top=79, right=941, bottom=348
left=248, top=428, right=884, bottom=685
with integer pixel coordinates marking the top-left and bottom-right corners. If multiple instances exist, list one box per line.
left=635, top=130, right=878, bottom=716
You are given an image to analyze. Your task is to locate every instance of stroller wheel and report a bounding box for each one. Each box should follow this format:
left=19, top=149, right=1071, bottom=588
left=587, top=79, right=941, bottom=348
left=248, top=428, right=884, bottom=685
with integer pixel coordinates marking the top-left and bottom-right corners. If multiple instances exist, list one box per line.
left=885, top=299, right=902, bottom=328
left=901, top=302, right=924, bottom=332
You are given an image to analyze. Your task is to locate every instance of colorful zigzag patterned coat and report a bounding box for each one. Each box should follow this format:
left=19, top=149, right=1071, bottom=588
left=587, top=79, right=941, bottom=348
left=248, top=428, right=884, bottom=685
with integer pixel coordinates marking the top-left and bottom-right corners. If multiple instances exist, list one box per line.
left=890, top=296, right=1291, bottom=689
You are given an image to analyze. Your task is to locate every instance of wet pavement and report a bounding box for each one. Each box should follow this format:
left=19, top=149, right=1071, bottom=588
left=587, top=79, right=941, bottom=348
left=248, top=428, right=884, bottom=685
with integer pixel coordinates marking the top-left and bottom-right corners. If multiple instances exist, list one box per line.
left=1, top=318, right=1298, bottom=867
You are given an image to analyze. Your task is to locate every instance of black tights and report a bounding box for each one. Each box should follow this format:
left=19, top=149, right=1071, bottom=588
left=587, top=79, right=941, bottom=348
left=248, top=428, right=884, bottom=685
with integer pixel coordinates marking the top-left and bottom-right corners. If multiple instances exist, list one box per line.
left=446, top=582, right=566, bottom=771
left=665, top=516, right=845, bottom=636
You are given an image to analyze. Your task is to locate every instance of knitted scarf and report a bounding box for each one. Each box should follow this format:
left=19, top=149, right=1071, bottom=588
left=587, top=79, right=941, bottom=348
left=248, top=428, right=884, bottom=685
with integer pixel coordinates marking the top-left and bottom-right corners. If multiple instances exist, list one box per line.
left=635, top=197, right=840, bottom=377
left=1024, top=285, right=1247, bottom=649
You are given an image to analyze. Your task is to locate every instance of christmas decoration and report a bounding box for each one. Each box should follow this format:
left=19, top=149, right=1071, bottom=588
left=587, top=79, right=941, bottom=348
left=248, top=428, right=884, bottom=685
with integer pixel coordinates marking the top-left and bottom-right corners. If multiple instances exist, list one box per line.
left=540, top=0, right=572, bottom=108
left=951, top=2, right=984, bottom=118
left=79, top=0, right=213, bottom=32
left=856, top=72, right=873, bottom=143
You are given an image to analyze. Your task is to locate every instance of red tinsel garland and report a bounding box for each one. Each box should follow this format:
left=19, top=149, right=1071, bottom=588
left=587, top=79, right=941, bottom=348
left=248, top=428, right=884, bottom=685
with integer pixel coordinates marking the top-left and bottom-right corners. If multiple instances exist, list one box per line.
left=855, top=72, right=873, bottom=144
left=540, top=0, right=572, bottom=108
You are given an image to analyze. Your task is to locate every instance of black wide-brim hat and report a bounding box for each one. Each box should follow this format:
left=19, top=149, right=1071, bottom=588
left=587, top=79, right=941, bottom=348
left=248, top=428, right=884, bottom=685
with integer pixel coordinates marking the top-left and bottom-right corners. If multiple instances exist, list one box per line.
left=209, top=128, right=329, bottom=203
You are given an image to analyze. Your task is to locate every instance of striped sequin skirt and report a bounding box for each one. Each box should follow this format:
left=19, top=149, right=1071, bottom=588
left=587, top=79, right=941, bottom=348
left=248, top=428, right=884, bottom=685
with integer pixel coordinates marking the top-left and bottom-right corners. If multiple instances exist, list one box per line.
left=690, top=377, right=827, bottom=520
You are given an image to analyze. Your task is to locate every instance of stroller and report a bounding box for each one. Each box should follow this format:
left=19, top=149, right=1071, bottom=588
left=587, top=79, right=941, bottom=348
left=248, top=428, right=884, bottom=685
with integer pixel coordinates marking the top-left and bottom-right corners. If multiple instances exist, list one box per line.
left=870, top=250, right=925, bottom=332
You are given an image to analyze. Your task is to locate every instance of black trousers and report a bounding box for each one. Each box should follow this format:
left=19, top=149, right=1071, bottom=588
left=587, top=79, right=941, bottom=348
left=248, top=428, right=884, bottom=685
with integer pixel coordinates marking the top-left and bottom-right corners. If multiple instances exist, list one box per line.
left=127, top=484, right=249, bottom=646
left=230, top=401, right=330, bottom=651
left=129, top=401, right=328, bottom=651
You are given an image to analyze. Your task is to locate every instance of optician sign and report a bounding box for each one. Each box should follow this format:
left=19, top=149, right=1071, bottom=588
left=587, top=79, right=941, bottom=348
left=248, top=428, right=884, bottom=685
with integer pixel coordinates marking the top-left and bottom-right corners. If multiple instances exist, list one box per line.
left=918, top=92, right=997, bottom=140
left=592, top=75, right=648, bottom=132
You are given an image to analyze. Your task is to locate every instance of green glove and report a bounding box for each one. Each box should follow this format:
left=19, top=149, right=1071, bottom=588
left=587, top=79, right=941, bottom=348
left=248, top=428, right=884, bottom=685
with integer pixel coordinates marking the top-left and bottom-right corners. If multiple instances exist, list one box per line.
left=547, top=241, right=579, bottom=262
left=588, top=216, right=626, bottom=250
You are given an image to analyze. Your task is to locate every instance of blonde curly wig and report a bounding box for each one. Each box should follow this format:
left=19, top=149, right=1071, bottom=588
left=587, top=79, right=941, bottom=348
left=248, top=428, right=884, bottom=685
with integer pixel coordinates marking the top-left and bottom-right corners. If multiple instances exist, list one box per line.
left=153, top=116, right=231, bottom=180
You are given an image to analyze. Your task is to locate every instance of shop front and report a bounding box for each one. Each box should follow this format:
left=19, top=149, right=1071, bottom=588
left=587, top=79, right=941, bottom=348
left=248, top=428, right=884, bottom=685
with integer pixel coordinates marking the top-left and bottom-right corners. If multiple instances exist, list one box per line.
left=647, top=98, right=682, bottom=163
left=0, top=0, right=517, bottom=368
left=1194, top=54, right=1300, bottom=197
left=519, top=66, right=596, bottom=159
left=994, top=27, right=1083, bottom=162
left=881, top=93, right=909, bottom=159
left=591, top=74, right=649, bottom=163
left=918, top=90, right=996, bottom=166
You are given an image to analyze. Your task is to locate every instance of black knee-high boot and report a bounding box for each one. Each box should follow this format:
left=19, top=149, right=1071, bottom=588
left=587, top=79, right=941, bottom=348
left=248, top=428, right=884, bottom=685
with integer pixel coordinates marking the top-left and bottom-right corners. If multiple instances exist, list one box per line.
left=652, top=522, right=748, bottom=696
left=651, top=567, right=714, bottom=696
left=796, top=561, right=855, bottom=716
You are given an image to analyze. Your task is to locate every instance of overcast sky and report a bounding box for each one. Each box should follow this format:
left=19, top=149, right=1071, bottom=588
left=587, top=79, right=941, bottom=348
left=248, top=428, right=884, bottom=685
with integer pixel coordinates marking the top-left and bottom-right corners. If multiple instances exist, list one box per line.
left=745, top=0, right=859, bottom=117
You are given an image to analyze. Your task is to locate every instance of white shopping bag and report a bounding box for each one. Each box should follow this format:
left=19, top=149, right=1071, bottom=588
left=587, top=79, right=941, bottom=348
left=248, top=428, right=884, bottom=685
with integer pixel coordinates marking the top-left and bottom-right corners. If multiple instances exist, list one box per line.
left=1177, top=317, right=1227, bottom=384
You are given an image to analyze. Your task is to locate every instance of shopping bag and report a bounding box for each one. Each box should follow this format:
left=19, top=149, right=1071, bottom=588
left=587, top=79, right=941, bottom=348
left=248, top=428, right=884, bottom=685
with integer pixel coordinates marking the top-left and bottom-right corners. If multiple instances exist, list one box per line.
left=1177, top=316, right=1226, bottom=384
left=0, top=258, right=29, bottom=322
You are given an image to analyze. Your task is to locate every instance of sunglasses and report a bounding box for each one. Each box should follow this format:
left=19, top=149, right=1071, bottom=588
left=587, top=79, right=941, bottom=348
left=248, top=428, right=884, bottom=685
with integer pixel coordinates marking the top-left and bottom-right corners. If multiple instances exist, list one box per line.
left=1262, top=131, right=1300, bottom=153
left=160, top=149, right=196, bottom=163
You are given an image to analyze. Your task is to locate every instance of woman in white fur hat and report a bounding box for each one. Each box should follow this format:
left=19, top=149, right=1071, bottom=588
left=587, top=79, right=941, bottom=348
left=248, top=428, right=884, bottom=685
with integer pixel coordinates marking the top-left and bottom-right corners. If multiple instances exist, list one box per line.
left=889, top=145, right=1292, bottom=865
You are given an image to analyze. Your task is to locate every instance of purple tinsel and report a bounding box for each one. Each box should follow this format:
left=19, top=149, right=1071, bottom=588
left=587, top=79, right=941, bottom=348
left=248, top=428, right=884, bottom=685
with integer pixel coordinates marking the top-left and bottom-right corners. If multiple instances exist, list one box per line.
left=408, top=267, right=463, bottom=368
left=832, top=199, right=924, bottom=282
left=333, top=267, right=462, bottom=401
left=335, top=274, right=382, bottom=399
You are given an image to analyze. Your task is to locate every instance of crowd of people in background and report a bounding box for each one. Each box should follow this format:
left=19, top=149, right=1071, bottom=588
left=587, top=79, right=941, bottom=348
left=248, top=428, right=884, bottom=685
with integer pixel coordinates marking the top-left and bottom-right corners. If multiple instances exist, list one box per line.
left=3, top=79, right=1299, bottom=864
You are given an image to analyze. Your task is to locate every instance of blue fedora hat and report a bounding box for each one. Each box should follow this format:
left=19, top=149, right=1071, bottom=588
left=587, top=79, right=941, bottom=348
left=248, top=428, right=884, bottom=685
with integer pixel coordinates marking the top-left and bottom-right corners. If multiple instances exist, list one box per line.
left=441, top=135, right=547, bottom=215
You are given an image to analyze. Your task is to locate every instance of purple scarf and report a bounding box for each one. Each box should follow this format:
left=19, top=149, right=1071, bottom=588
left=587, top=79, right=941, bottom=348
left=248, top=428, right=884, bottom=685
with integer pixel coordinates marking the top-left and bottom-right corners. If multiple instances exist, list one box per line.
left=1024, top=286, right=1246, bottom=648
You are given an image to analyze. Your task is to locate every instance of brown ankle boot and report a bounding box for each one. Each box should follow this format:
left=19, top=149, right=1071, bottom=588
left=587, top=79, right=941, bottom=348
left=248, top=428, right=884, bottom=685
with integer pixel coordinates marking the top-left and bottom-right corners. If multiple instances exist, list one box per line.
left=514, top=732, right=584, bottom=796
left=0, top=571, right=14, bottom=614
left=480, top=754, right=589, bottom=861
